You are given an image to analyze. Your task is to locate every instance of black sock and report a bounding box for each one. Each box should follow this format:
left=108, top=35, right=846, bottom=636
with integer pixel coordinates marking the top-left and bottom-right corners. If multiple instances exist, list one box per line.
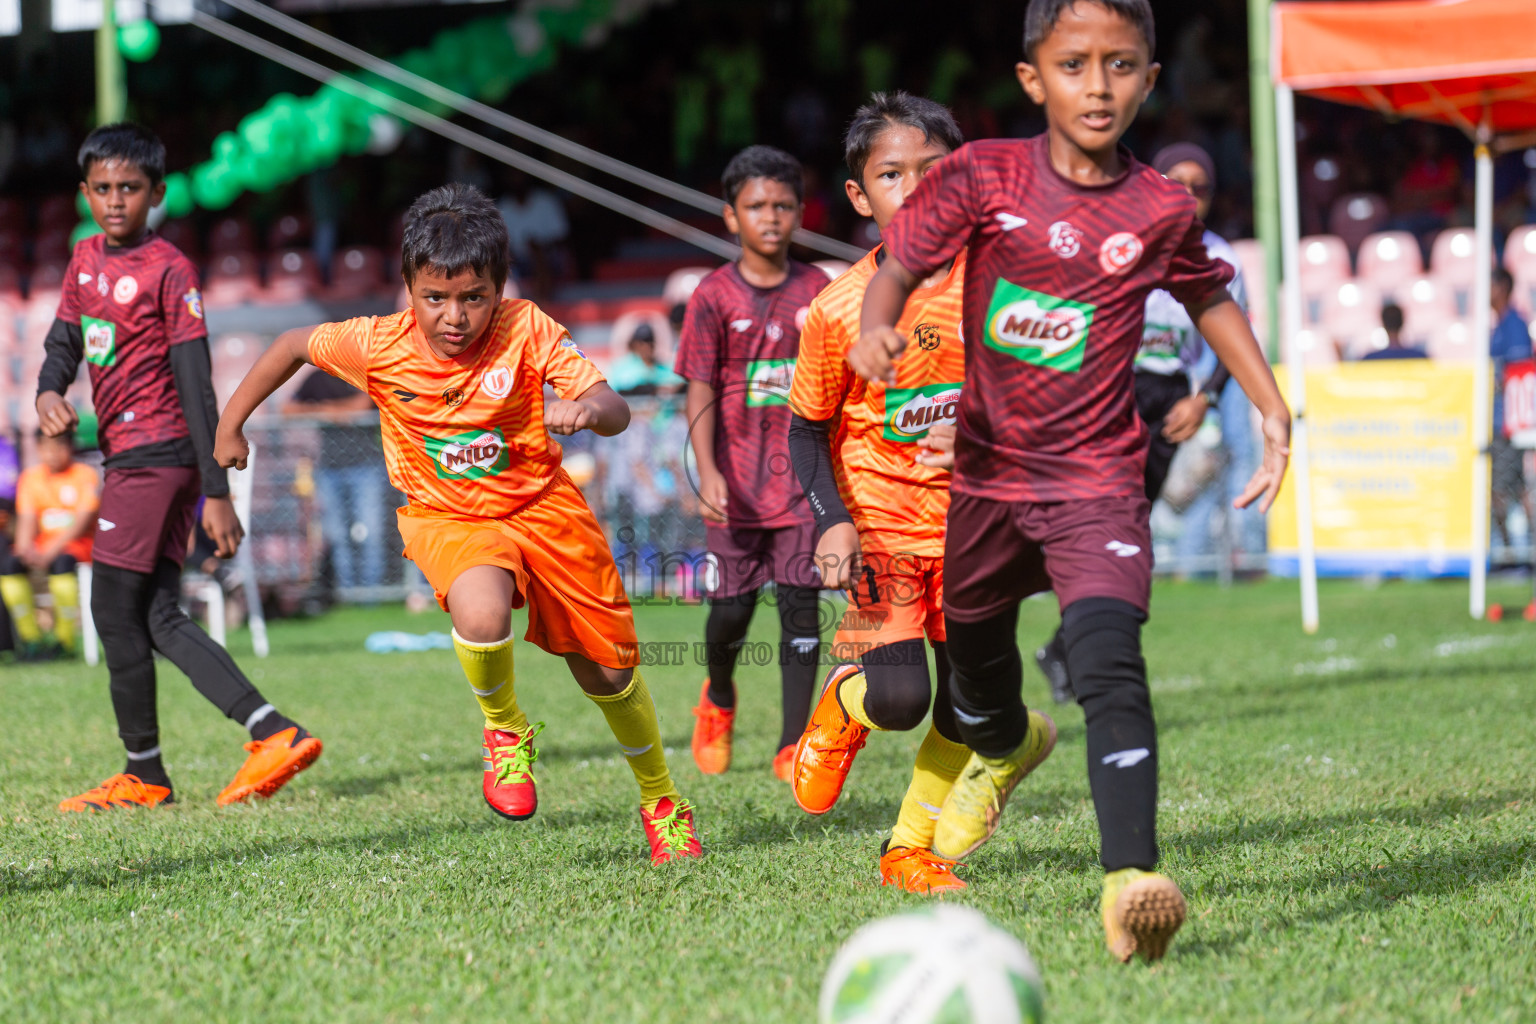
left=704, top=592, right=756, bottom=708
left=124, top=748, right=171, bottom=789
left=775, top=586, right=823, bottom=750
left=1061, top=598, right=1158, bottom=872
left=92, top=562, right=164, bottom=769
left=242, top=704, right=300, bottom=742
left=944, top=606, right=1028, bottom=758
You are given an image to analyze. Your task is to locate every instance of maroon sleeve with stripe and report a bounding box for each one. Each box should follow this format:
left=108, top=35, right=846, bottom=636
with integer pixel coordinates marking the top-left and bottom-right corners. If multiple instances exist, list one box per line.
left=674, top=275, right=722, bottom=387
left=882, top=145, right=982, bottom=280
left=1163, top=217, right=1235, bottom=309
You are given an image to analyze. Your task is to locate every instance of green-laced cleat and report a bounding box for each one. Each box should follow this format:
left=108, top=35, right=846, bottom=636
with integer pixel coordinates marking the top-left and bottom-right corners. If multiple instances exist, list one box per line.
left=640, top=796, right=703, bottom=864
left=931, top=710, right=1056, bottom=860
left=482, top=722, right=545, bottom=820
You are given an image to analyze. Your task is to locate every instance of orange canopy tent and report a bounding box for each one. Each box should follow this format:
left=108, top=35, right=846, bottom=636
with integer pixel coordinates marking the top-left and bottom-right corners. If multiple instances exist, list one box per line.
left=1270, top=0, right=1536, bottom=629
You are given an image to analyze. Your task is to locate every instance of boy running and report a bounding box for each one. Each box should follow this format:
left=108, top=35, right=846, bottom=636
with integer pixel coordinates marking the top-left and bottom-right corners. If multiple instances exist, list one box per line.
left=215, top=184, right=701, bottom=865
left=0, top=430, right=99, bottom=657
left=675, top=146, right=828, bottom=782
left=855, top=0, right=1290, bottom=959
left=39, top=123, right=321, bottom=812
left=786, top=93, right=978, bottom=894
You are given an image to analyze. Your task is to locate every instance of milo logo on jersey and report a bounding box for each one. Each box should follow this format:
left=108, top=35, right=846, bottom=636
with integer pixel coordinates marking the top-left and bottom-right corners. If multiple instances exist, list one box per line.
left=745, top=357, right=795, bottom=408
left=424, top=427, right=510, bottom=480
left=882, top=382, right=963, bottom=442
left=81, top=316, right=117, bottom=368
left=984, top=280, right=1095, bottom=372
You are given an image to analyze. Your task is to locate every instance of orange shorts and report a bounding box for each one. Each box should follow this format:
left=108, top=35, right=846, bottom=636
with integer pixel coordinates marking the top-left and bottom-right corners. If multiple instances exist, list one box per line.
left=396, top=472, right=639, bottom=669
left=832, top=552, right=945, bottom=656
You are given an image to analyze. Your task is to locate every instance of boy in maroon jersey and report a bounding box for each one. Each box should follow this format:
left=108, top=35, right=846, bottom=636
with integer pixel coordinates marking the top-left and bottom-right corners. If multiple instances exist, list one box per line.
left=675, top=146, right=828, bottom=782
left=37, top=123, right=321, bottom=812
left=855, top=0, right=1290, bottom=961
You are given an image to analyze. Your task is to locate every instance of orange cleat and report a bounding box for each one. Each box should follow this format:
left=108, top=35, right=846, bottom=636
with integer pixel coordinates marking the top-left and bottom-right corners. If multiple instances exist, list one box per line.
left=771, top=745, right=795, bottom=783
left=792, top=664, right=869, bottom=815
left=879, top=843, right=968, bottom=895
left=483, top=722, right=543, bottom=820
left=640, top=796, right=703, bottom=865
left=690, top=681, right=735, bottom=775
left=216, top=726, right=323, bottom=806
left=58, top=773, right=173, bottom=813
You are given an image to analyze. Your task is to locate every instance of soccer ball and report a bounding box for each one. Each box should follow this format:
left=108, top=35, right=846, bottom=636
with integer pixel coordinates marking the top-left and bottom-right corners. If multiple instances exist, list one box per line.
left=819, top=906, right=1044, bottom=1024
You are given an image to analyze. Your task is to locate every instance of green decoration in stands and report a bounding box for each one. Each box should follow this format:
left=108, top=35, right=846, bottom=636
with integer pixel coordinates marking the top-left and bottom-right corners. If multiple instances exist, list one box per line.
left=167, top=0, right=656, bottom=223
left=118, top=20, right=161, bottom=63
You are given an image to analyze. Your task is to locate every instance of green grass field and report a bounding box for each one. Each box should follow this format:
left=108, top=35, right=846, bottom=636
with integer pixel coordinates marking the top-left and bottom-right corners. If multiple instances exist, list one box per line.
left=3, top=578, right=1534, bottom=1023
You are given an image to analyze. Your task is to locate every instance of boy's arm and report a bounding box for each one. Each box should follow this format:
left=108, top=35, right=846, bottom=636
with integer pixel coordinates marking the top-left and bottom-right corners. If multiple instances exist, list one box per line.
left=788, top=414, right=858, bottom=588
left=35, top=319, right=85, bottom=437
left=852, top=255, right=924, bottom=383
left=168, top=338, right=231, bottom=499
left=215, top=326, right=319, bottom=472
left=14, top=510, right=37, bottom=561
left=684, top=379, right=728, bottom=524
left=1188, top=298, right=1291, bottom=513
left=545, top=381, right=630, bottom=437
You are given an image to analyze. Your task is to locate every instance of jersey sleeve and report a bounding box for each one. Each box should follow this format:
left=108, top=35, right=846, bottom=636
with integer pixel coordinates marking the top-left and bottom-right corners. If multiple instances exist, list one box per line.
left=531, top=305, right=605, bottom=399
left=882, top=145, right=981, bottom=278
left=56, top=248, right=82, bottom=325
left=673, top=285, right=721, bottom=386
left=788, top=294, right=852, bottom=422
left=1164, top=218, right=1236, bottom=310
left=307, top=317, right=374, bottom=391
left=161, top=255, right=207, bottom=345
left=14, top=469, right=39, bottom=517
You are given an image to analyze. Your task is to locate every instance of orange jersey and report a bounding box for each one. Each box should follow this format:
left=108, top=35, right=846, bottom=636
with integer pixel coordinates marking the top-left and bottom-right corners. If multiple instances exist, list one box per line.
left=15, top=461, right=100, bottom=562
left=789, top=249, right=966, bottom=557
left=308, top=299, right=605, bottom=519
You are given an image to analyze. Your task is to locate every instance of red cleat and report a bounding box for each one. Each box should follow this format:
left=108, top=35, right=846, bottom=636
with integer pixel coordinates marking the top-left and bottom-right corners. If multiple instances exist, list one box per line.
left=640, top=796, right=703, bottom=865
left=483, top=723, right=543, bottom=820
left=690, top=681, right=735, bottom=774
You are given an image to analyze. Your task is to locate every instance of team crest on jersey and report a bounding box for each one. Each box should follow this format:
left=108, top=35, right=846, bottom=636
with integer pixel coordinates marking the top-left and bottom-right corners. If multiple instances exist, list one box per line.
left=1099, top=232, right=1144, bottom=276
left=984, top=280, right=1095, bottom=373
left=882, top=382, right=963, bottom=442
left=184, top=288, right=204, bottom=320
left=97, top=273, right=109, bottom=297
left=745, top=357, right=795, bottom=408
left=913, top=323, right=942, bottom=351
left=81, top=316, right=118, bottom=368
left=424, top=427, right=510, bottom=480
left=766, top=321, right=784, bottom=342
left=113, top=276, right=138, bottom=304
left=482, top=366, right=513, bottom=399
left=560, top=338, right=588, bottom=359
left=1048, top=221, right=1082, bottom=259
left=442, top=387, right=466, bottom=408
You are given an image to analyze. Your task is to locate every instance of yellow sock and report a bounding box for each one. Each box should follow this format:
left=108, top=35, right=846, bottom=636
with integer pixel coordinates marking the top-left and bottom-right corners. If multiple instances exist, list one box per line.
left=1, top=574, right=41, bottom=644
left=890, top=724, right=972, bottom=851
left=837, top=668, right=879, bottom=730
left=47, top=573, right=80, bottom=650
left=453, top=630, right=529, bottom=734
left=586, top=668, right=680, bottom=811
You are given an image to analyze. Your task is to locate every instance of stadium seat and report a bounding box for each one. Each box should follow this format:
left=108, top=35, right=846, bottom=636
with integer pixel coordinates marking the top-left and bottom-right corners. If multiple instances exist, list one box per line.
left=261, top=249, right=323, bottom=305
left=32, top=228, right=72, bottom=267
left=1230, top=238, right=1267, bottom=345
left=327, top=245, right=386, bottom=301
left=1328, top=192, right=1391, bottom=257
left=37, top=195, right=77, bottom=234
left=662, top=267, right=713, bottom=309
left=1356, top=231, right=1423, bottom=299
left=814, top=260, right=852, bottom=280
left=209, top=217, right=257, bottom=255
left=0, top=197, right=24, bottom=232
left=1300, top=155, right=1344, bottom=236
left=1297, top=235, right=1349, bottom=326
left=0, top=262, right=22, bottom=305
left=203, top=251, right=262, bottom=309
left=1504, top=224, right=1536, bottom=318
left=1429, top=228, right=1480, bottom=318
left=210, top=333, right=265, bottom=406
left=1426, top=320, right=1476, bottom=361
left=27, top=262, right=66, bottom=300
left=608, top=310, right=675, bottom=364
left=157, top=218, right=203, bottom=263
left=1400, top=276, right=1460, bottom=355
left=1295, top=328, right=1339, bottom=367
left=1323, top=280, right=1385, bottom=359
left=266, top=214, right=310, bottom=252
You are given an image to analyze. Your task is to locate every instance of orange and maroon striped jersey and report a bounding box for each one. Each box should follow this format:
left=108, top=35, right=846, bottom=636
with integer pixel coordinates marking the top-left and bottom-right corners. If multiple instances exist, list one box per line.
left=789, top=249, right=966, bottom=557
left=307, top=298, right=604, bottom=518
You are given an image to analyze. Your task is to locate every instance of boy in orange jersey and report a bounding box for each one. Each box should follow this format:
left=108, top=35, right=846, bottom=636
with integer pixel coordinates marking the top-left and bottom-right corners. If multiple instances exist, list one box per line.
left=0, top=431, right=99, bottom=657
left=215, top=184, right=700, bottom=864
left=786, top=93, right=982, bottom=894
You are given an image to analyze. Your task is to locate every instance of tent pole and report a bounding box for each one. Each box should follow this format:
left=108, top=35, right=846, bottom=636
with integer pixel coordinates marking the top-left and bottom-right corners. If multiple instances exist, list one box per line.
left=1247, top=0, right=1281, bottom=356
left=1276, top=83, right=1320, bottom=633
left=1470, top=134, right=1494, bottom=618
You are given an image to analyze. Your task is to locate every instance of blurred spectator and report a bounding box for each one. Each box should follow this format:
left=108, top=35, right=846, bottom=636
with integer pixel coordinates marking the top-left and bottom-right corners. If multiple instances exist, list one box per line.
left=282, top=370, right=389, bottom=602
left=1391, top=126, right=1461, bottom=244
left=1490, top=267, right=1532, bottom=546
left=607, top=322, right=684, bottom=396
left=1361, top=303, right=1427, bottom=360
left=497, top=170, right=570, bottom=301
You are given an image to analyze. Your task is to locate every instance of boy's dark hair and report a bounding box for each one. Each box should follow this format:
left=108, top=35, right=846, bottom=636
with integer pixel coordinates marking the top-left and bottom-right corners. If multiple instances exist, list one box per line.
left=78, top=122, right=166, bottom=184
left=1492, top=266, right=1514, bottom=292
left=401, top=183, right=509, bottom=290
left=1381, top=302, right=1405, bottom=333
left=722, top=146, right=804, bottom=205
left=844, top=91, right=964, bottom=187
left=35, top=428, right=73, bottom=449
left=1023, top=0, right=1155, bottom=61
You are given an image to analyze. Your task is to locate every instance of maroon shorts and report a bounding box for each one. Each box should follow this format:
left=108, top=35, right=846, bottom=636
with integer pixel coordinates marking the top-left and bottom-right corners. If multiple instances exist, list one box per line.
left=704, top=521, right=820, bottom=598
left=93, top=465, right=201, bottom=574
left=943, top=493, right=1153, bottom=622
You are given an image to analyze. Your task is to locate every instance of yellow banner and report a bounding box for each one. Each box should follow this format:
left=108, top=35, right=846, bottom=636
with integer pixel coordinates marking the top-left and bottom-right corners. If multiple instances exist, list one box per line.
left=1269, top=362, right=1478, bottom=575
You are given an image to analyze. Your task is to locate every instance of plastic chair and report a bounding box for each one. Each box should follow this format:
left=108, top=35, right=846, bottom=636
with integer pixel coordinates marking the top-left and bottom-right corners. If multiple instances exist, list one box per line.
left=157, top=219, right=203, bottom=263
left=662, top=267, right=713, bottom=308
left=1297, top=236, right=1349, bottom=327
left=1356, top=231, right=1423, bottom=299
left=210, top=333, right=265, bottom=406
left=1327, top=192, right=1391, bottom=256
left=203, top=251, right=262, bottom=309
left=814, top=260, right=852, bottom=281
left=209, top=217, right=257, bottom=255
left=1323, top=280, right=1386, bottom=359
left=1400, top=276, right=1460, bottom=356
left=261, top=249, right=323, bottom=305
left=186, top=445, right=269, bottom=656
left=1429, top=228, right=1482, bottom=318
left=327, top=245, right=385, bottom=301
left=37, top=196, right=77, bottom=234
left=266, top=214, right=310, bottom=252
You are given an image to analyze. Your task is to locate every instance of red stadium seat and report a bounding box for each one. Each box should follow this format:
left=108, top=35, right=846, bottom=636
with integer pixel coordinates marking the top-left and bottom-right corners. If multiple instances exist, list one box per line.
left=608, top=310, right=675, bottom=365
left=1230, top=238, right=1268, bottom=347
left=209, top=217, right=257, bottom=256
left=1400, top=276, right=1461, bottom=355
left=1504, top=224, right=1536, bottom=319
left=662, top=267, right=713, bottom=308
left=203, top=251, right=262, bottom=310
left=27, top=262, right=66, bottom=300
left=1323, top=280, right=1386, bottom=359
left=1429, top=228, right=1482, bottom=319
left=261, top=249, right=322, bottom=305
left=0, top=197, right=24, bottom=232
left=1328, top=193, right=1391, bottom=256
left=37, top=195, right=78, bottom=234
left=157, top=219, right=203, bottom=263
left=1300, top=156, right=1344, bottom=236
left=209, top=333, right=265, bottom=406
left=32, top=228, right=72, bottom=267
left=266, top=214, right=310, bottom=252
left=1297, top=235, right=1350, bottom=327
left=0, top=263, right=22, bottom=306
left=1356, top=231, right=1423, bottom=300
left=327, top=245, right=386, bottom=301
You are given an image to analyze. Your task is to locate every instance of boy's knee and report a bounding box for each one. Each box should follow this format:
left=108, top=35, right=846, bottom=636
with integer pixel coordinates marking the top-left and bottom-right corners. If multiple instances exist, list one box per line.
left=452, top=608, right=512, bottom=644
left=863, top=639, right=932, bottom=732
left=1060, top=598, right=1148, bottom=706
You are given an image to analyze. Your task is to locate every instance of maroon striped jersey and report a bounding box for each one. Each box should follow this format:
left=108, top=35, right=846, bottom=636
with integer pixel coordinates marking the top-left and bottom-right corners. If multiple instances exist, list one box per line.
left=883, top=135, right=1234, bottom=503
left=674, top=260, right=826, bottom=528
left=56, top=233, right=206, bottom=458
